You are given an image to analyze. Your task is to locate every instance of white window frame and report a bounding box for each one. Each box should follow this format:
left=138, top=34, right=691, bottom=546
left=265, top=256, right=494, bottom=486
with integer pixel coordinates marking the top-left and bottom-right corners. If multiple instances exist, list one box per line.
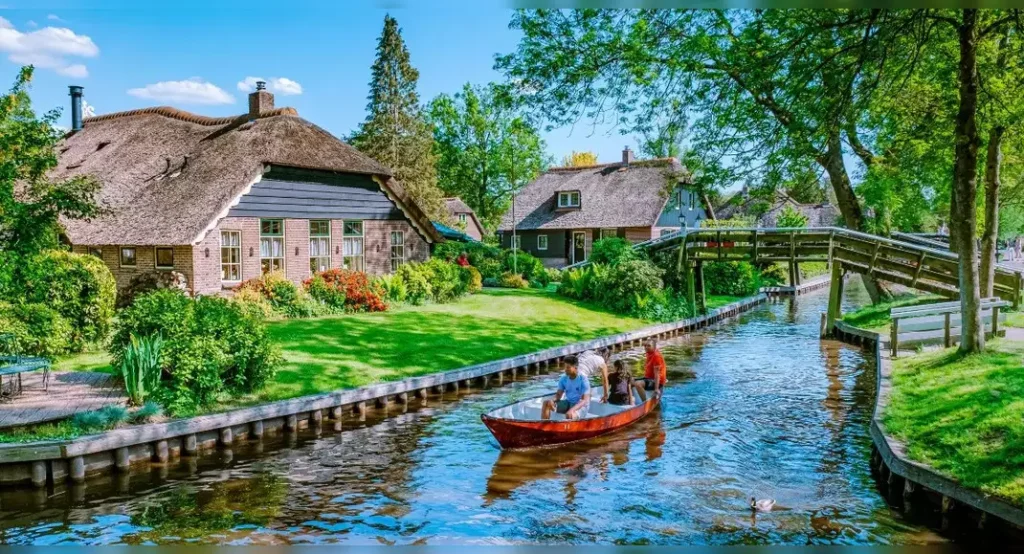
left=343, top=220, right=365, bottom=272
left=309, top=220, right=332, bottom=274
left=599, top=228, right=617, bottom=240
left=558, top=191, right=581, bottom=208
left=260, top=219, right=285, bottom=274
left=390, top=231, right=406, bottom=272
left=154, top=246, right=175, bottom=269
left=119, top=247, right=137, bottom=268
left=221, top=231, right=242, bottom=284
left=537, top=234, right=548, bottom=250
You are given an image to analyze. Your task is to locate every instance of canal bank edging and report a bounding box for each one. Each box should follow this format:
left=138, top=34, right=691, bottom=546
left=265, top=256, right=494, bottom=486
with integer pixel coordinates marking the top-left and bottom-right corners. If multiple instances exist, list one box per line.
left=0, top=294, right=770, bottom=489
left=831, top=320, right=1024, bottom=531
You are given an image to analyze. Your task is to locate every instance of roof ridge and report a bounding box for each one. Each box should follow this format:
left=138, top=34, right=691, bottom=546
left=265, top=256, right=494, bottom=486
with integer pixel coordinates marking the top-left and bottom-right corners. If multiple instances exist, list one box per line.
left=84, top=106, right=299, bottom=127
left=546, top=156, right=679, bottom=173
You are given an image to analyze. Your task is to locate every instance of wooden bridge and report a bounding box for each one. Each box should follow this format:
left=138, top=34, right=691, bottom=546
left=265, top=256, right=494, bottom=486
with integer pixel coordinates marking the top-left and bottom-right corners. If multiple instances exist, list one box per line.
left=623, top=227, right=1024, bottom=333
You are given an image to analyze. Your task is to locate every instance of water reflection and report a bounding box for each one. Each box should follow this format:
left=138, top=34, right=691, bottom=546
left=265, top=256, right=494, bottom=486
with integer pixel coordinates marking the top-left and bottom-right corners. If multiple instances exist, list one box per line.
left=0, top=288, right=975, bottom=545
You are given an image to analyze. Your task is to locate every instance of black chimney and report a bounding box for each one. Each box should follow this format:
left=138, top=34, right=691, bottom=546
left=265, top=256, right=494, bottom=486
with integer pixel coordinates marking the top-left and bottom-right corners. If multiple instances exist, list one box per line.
left=69, top=85, right=84, bottom=131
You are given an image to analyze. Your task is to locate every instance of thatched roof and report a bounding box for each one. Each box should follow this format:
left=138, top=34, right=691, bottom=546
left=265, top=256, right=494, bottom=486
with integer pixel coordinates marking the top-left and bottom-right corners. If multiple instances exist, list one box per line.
left=498, top=158, right=688, bottom=231
left=55, top=105, right=440, bottom=245
left=715, top=189, right=840, bottom=227
left=444, top=196, right=483, bottom=229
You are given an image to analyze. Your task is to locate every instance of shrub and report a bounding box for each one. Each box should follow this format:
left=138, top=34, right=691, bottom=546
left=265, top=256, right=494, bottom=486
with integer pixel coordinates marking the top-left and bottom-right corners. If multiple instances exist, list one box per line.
left=529, top=279, right=546, bottom=289
left=504, top=250, right=545, bottom=282
left=231, top=287, right=275, bottom=319
left=482, top=277, right=499, bottom=288
left=777, top=205, right=809, bottom=228
left=422, top=258, right=464, bottom=303
left=118, top=270, right=189, bottom=309
left=545, top=267, right=562, bottom=284
left=305, top=269, right=387, bottom=313
left=597, top=259, right=665, bottom=314
left=498, top=272, right=528, bottom=289
left=589, top=238, right=637, bottom=266
left=112, top=290, right=281, bottom=415
left=375, top=274, right=408, bottom=303
left=18, top=250, right=115, bottom=349
left=395, top=263, right=432, bottom=304
left=631, top=289, right=694, bottom=322
left=71, top=404, right=129, bottom=433
left=476, top=257, right=503, bottom=279
left=0, top=302, right=73, bottom=358
left=235, top=272, right=318, bottom=317
left=757, top=263, right=788, bottom=287
left=464, top=266, right=483, bottom=293
left=119, top=333, right=164, bottom=406
left=704, top=261, right=761, bottom=296
left=128, top=401, right=164, bottom=424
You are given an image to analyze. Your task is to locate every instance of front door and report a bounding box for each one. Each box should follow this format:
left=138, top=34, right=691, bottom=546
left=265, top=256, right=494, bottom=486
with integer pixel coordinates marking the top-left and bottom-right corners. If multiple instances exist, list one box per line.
left=572, top=231, right=587, bottom=264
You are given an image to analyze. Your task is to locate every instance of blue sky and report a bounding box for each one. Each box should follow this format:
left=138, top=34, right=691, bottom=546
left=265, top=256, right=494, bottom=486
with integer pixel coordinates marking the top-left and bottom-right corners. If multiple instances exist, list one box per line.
left=1, top=2, right=641, bottom=165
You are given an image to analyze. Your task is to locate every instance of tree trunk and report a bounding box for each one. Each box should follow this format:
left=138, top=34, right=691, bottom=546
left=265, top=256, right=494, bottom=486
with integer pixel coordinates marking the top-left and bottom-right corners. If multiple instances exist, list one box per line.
left=818, top=131, right=891, bottom=303
left=981, top=126, right=1004, bottom=297
left=952, top=9, right=984, bottom=354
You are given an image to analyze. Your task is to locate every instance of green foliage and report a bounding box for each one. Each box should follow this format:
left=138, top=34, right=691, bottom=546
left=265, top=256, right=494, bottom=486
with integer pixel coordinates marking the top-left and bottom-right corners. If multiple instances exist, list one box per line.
left=597, top=259, right=665, bottom=314
left=428, top=83, right=548, bottom=231
left=464, top=266, right=483, bottom=293
left=776, top=205, right=809, bottom=228
left=395, top=263, right=432, bottom=304
left=498, top=272, right=529, bottom=289
left=703, top=262, right=761, bottom=297
left=111, top=290, right=281, bottom=415
left=235, top=271, right=320, bottom=318
left=757, top=263, right=788, bottom=287
left=305, top=269, right=387, bottom=312
left=0, top=302, right=72, bottom=357
left=128, top=401, right=163, bottom=424
left=421, top=258, right=465, bottom=302
left=18, top=250, right=116, bottom=348
left=349, top=15, right=446, bottom=222
left=504, top=250, right=546, bottom=283
left=71, top=404, right=129, bottom=433
left=0, top=67, right=101, bottom=256
left=482, top=277, right=499, bottom=288
left=375, top=274, right=408, bottom=303
left=588, top=238, right=637, bottom=266
left=119, top=333, right=164, bottom=406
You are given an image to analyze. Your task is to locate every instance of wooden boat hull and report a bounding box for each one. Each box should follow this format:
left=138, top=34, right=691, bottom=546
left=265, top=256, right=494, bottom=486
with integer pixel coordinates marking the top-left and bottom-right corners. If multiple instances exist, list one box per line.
left=481, top=393, right=661, bottom=450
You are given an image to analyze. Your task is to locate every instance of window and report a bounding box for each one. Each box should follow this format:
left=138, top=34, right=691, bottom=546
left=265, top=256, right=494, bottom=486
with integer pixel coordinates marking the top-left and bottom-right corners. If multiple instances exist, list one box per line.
left=309, top=220, right=331, bottom=274
left=600, top=228, right=618, bottom=240
left=390, top=231, right=405, bottom=272
left=119, top=247, right=137, bottom=267
left=221, top=231, right=241, bottom=283
left=660, top=228, right=675, bottom=237
left=512, top=234, right=521, bottom=249
left=260, top=219, right=284, bottom=274
left=154, top=247, right=175, bottom=269
left=458, top=213, right=468, bottom=225
left=537, top=235, right=548, bottom=250
left=557, top=191, right=581, bottom=208
left=343, top=221, right=365, bottom=271
left=88, top=247, right=102, bottom=259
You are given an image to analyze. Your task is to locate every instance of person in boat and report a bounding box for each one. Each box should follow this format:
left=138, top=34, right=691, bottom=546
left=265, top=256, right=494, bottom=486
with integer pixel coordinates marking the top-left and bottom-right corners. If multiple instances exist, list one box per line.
left=606, top=359, right=636, bottom=406
left=635, top=339, right=667, bottom=402
left=541, top=355, right=591, bottom=420
left=576, top=348, right=611, bottom=402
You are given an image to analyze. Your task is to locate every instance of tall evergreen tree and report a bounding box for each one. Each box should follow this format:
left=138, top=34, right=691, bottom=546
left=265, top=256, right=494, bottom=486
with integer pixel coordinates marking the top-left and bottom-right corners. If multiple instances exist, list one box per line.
left=350, top=15, right=446, bottom=222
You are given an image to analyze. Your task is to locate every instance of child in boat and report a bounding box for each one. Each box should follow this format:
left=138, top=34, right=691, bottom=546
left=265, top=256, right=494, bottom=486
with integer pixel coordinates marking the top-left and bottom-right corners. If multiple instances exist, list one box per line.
left=636, top=339, right=667, bottom=402
left=541, top=355, right=591, bottom=420
left=606, top=359, right=636, bottom=406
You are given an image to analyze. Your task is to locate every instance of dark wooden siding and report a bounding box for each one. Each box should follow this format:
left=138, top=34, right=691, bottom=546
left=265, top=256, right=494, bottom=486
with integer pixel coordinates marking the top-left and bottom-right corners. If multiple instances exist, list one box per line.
left=500, top=230, right=567, bottom=259
left=227, top=171, right=404, bottom=220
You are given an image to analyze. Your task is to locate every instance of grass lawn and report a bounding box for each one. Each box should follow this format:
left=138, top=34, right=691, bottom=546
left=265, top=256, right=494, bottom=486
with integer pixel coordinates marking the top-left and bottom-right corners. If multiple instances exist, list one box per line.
left=884, top=338, right=1024, bottom=506
left=1008, top=310, right=1024, bottom=328
left=840, top=293, right=942, bottom=332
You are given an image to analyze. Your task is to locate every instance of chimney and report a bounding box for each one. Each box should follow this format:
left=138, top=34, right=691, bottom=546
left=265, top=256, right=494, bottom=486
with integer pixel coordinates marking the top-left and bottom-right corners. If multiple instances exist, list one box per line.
left=622, top=146, right=634, bottom=165
left=248, top=80, right=274, bottom=119
left=69, top=85, right=84, bottom=131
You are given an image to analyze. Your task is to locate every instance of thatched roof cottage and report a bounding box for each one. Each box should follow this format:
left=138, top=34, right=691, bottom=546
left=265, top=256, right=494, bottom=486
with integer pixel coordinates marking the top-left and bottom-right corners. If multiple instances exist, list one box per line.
left=54, top=83, right=440, bottom=296
left=498, top=148, right=706, bottom=267
left=444, top=197, right=484, bottom=241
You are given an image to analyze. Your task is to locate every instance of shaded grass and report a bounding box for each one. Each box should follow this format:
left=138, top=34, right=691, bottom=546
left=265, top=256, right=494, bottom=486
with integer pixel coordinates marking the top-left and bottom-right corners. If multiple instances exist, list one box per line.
left=841, top=293, right=941, bottom=332
left=884, top=339, right=1024, bottom=506
left=55, top=349, right=113, bottom=374
left=706, top=295, right=744, bottom=310
left=1008, top=311, right=1024, bottom=329
left=0, top=420, right=82, bottom=443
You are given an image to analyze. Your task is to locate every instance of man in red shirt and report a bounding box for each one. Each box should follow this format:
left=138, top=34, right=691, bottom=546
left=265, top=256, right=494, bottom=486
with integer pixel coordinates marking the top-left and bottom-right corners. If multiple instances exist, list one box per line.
left=636, top=339, right=667, bottom=401
left=456, top=251, right=470, bottom=267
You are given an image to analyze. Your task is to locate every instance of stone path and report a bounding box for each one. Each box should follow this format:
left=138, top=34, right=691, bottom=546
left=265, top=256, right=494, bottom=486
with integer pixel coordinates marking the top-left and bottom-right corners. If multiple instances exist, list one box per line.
left=0, top=371, right=126, bottom=429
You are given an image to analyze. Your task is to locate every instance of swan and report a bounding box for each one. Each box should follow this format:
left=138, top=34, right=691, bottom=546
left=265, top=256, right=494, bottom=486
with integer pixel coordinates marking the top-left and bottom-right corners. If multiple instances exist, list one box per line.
left=750, top=497, right=776, bottom=512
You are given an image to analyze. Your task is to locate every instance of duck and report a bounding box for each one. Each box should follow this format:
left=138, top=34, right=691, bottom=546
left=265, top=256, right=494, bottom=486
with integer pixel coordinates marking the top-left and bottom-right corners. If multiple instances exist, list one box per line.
left=750, top=497, right=776, bottom=512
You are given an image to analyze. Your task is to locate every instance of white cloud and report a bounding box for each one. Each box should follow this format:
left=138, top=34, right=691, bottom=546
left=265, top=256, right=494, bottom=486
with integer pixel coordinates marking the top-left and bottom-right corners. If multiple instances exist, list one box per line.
left=237, top=75, right=303, bottom=96
left=82, top=99, right=95, bottom=117
left=0, top=19, right=97, bottom=77
left=47, top=14, right=62, bottom=21
left=128, top=78, right=234, bottom=105
left=26, top=20, right=37, bottom=28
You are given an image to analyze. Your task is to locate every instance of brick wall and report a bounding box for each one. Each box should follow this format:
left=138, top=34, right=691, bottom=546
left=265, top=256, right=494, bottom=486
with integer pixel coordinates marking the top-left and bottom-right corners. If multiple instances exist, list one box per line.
left=72, top=244, right=195, bottom=293
left=284, top=218, right=310, bottom=283
left=364, top=220, right=429, bottom=275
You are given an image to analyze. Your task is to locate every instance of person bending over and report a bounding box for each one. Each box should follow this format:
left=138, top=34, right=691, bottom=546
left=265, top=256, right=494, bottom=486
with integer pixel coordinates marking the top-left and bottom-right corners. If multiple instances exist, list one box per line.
left=576, top=348, right=611, bottom=402
left=541, top=355, right=591, bottom=420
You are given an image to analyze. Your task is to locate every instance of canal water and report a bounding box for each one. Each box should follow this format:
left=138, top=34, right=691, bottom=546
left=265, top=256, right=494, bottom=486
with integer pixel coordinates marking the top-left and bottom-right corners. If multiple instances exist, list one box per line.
left=0, top=288, right=960, bottom=545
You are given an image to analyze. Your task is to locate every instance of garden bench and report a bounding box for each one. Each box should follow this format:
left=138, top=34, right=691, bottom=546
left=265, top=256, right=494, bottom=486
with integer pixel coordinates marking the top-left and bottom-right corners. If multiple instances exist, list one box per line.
left=0, top=334, right=51, bottom=399
left=889, top=297, right=1010, bottom=358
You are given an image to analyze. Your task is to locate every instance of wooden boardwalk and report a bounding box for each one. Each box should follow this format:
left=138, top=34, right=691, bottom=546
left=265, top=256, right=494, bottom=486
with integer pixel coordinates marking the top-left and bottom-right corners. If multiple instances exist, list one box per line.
left=0, top=371, right=126, bottom=429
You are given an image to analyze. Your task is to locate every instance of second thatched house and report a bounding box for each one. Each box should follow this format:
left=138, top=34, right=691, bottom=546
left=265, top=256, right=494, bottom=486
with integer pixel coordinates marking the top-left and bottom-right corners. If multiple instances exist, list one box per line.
left=54, top=83, right=440, bottom=296
left=498, top=148, right=707, bottom=267
left=715, top=187, right=841, bottom=228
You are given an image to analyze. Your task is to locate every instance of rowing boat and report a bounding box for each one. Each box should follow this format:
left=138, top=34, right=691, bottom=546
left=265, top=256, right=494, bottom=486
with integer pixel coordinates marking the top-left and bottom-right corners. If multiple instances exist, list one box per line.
left=480, top=387, right=661, bottom=450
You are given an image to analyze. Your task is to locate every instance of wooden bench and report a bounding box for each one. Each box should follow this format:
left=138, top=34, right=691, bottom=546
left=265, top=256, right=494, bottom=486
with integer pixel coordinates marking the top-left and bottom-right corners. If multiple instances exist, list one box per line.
left=0, top=334, right=51, bottom=400
left=890, top=297, right=1010, bottom=357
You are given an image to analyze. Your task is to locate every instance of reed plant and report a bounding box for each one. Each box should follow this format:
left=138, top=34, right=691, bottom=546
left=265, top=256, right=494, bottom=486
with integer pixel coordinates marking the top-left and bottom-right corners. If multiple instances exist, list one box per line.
left=119, top=333, right=163, bottom=405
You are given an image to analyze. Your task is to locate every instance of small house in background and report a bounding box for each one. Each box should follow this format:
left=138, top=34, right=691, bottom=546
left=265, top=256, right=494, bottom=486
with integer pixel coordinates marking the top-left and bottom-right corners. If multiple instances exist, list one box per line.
left=715, top=187, right=840, bottom=228
left=444, top=197, right=485, bottom=241
left=54, top=83, right=440, bottom=296
left=498, top=148, right=706, bottom=267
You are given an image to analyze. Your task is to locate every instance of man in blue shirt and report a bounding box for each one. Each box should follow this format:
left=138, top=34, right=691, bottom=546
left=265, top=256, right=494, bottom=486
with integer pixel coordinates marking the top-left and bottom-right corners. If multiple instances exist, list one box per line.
left=541, top=354, right=591, bottom=420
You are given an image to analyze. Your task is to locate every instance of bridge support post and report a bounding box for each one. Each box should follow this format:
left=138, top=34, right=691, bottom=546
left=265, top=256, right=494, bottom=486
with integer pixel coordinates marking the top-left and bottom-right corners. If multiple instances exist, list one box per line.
left=825, top=262, right=844, bottom=336
left=695, top=260, right=707, bottom=315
